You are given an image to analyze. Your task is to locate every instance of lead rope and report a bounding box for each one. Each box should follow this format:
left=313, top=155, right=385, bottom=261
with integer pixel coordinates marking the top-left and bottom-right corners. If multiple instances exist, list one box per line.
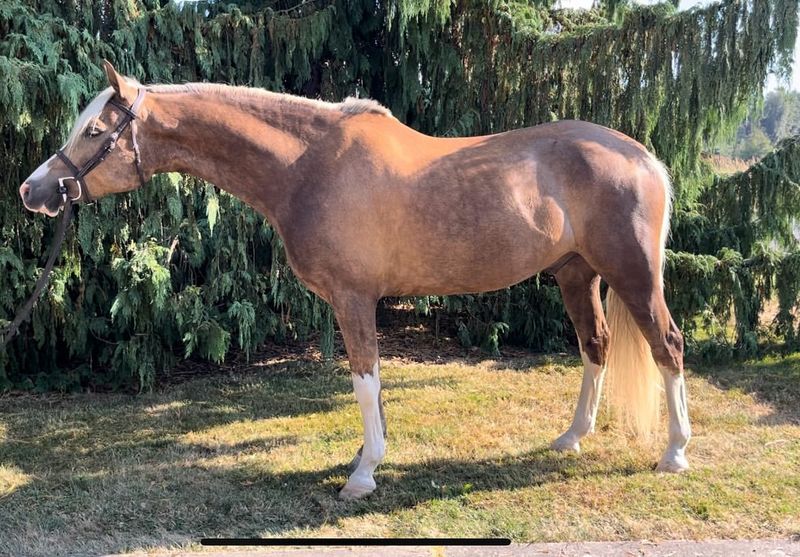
left=0, top=199, right=73, bottom=348
left=2, top=89, right=146, bottom=349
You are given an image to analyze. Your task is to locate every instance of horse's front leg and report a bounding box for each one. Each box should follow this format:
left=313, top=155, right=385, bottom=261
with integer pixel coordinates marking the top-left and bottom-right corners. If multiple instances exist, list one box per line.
left=332, top=292, right=385, bottom=500
left=347, top=389, right=387, bottom=473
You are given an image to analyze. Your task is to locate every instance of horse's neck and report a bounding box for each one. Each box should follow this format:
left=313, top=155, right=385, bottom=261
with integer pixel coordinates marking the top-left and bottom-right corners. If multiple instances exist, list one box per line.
left=144, top=88, right=337, bottom=218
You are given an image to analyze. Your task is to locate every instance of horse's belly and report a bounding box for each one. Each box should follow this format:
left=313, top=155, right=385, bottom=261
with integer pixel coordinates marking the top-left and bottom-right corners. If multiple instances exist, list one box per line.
left=384, top=232, right=565, bottom=296
left=381, top=187, right=571, bottom=295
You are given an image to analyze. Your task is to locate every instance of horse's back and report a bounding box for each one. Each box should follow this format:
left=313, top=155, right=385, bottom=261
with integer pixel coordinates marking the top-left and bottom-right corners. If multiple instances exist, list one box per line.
left=383, top=120, right=664, bottom=292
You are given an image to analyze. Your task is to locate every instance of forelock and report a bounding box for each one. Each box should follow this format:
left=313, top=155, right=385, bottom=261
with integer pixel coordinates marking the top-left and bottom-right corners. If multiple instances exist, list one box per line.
left=62, top=87, right=116, bottom=154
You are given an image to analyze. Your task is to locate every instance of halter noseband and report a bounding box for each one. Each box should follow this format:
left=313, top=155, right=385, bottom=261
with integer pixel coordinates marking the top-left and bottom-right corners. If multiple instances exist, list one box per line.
left=55, top=88, right=148, bottom=203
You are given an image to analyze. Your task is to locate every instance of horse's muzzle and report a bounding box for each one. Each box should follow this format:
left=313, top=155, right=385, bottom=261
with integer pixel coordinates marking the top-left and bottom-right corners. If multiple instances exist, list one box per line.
left=19, top=182, right=60, bottom=217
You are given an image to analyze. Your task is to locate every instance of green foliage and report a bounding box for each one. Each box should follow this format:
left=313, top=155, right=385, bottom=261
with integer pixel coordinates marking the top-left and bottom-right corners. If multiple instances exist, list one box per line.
left=776, top=252, right=800, bottom=347
left=714, top=88, right=800, bottom=159
left=700, top=135, right=800, bottom=257
left=736, top=127, right=776, bottom=160
left=668, top=131, right=800, bottom=354
left=0, top=0, right=799, bottom=391
left=761, top=89, right=800, bottom=143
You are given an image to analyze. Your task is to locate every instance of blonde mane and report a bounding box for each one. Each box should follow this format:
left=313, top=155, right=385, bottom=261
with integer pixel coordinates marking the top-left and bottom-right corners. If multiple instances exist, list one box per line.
left=63, top=81, right=393, bottom=154
left=147, top=82, right=393, bottom=118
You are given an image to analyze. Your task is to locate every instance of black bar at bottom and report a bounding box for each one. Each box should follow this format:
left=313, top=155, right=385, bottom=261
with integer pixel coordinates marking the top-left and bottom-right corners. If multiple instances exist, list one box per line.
left=201, top=538, right=511, bottom=546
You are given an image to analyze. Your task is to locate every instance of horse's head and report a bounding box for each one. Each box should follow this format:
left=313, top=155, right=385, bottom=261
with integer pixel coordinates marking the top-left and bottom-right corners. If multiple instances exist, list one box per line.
left=20, top=61, right=150, bottom=216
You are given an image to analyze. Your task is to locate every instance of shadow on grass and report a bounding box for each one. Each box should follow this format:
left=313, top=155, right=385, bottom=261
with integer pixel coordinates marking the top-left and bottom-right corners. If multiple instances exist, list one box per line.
left=193, top=448, right=641, bottom=535
left=15, top=345, right=800, bottom=552
left=0, top=355, right=643, bottom=555
left=486, top=353, right=581, bottom=373
left=2, top=440, right=638, bottom=551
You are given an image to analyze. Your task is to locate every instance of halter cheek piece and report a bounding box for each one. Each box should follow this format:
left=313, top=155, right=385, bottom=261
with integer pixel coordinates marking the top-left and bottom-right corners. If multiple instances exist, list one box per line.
left=55, top=88, right=148, bottom=203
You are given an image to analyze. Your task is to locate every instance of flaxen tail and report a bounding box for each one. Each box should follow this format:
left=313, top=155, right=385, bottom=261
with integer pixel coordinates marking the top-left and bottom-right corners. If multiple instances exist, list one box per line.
left=604, top=156, right=672, bottom=440
left=605, top=289, right=662, bottom=440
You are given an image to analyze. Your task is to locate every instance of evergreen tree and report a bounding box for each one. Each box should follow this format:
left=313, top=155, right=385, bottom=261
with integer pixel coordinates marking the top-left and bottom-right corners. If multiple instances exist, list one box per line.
left=1, top=0, right=798, bottom=390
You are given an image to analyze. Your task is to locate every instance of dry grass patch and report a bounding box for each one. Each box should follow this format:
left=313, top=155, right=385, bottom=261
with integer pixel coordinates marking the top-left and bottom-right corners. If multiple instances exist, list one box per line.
left=0, top=351, right=798, bottom=555
left=0, top=464, right=32, bottom=498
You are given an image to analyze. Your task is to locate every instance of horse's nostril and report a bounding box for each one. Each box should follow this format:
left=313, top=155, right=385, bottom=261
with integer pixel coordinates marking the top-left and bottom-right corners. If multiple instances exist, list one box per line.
left=19, top=183, right=31, bottom=201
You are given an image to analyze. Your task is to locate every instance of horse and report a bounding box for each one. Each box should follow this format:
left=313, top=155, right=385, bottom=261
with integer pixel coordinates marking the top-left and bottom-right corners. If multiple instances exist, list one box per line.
left=19, top=61, right=691, bottom=500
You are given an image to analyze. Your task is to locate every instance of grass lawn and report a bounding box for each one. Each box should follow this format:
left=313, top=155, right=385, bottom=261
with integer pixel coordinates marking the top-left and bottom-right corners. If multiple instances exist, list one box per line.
left=1, top=340, right=799, bottom=556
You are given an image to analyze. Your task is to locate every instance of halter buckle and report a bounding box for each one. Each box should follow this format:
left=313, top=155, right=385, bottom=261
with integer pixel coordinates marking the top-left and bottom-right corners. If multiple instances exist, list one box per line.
left=58, top=176, right=82, bottom=202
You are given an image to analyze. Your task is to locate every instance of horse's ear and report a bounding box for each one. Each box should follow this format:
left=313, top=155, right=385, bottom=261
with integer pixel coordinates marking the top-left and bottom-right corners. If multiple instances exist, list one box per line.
left=102, top=59, right=137, bottom=104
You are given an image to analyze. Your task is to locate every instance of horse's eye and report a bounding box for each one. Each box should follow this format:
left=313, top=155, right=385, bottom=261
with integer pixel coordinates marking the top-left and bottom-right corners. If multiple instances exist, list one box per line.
left=86, top=121, right=106, bottom=137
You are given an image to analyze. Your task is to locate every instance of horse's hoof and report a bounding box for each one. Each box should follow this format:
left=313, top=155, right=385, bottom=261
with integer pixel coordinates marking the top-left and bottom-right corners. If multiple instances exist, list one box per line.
left=550, top=432, right=581, bottom=453
left=656, top=453, right=690, bottom=473
left=338, top=477, right=376, bottom=501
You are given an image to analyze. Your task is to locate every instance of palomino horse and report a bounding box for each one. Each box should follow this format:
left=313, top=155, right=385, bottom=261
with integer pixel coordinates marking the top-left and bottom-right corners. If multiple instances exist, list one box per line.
left=20, top=62, right=691, bottom=500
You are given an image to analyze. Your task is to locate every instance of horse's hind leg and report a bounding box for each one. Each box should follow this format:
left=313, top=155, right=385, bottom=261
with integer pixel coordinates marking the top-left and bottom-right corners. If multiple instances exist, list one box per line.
left=657, top=325, right=691, bottom=472
left=598, top=256, right=692, bottom=472
left=551, top=255, right=610, bottom=452
left=331, top=291, right=386, bottom=500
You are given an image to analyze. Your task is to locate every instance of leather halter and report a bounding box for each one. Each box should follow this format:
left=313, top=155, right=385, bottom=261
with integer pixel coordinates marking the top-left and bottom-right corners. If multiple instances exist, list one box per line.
left=1, top=89, right=149, bottom=348
left=55, top=88, right=147, bottom=202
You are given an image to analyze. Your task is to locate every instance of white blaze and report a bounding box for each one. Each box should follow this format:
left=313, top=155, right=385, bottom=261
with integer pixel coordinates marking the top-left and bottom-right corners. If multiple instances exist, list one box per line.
left=27, top=155, right=57, bottom=182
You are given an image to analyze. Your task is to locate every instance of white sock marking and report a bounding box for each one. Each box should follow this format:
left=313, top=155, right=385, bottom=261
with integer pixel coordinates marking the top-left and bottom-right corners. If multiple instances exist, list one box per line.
left=571, top=350, right=606, bottom=436
left=552, top=349, right=605, bottom=451
left=343, top=362, right=385, bottom=495
left=660, top=367, right=691, bottom=452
